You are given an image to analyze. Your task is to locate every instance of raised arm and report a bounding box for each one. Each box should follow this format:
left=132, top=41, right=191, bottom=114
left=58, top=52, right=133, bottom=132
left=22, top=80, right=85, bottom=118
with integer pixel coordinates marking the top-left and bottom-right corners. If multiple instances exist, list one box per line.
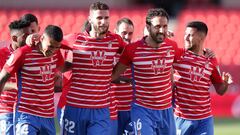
left=112, top=62, right=128, bottom=81
left=213, top=72, right=233, bottom=96
left=0, top=69, right=11, bottom=93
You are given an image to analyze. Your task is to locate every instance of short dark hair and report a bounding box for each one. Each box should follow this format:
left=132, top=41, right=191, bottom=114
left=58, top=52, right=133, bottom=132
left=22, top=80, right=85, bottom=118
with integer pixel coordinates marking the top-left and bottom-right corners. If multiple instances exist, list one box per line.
left=21, top=13, right=38, bottom=24
left=90, top=1, right=109, bottom=11
left=44, top=25, right=63, bottom=42
left=9, top=20, right=31, bottom=31
left=82, top=20, right=91, bottom=32
left=146, top=8, right=169, bottom=25
left=116, top=18, right=134, bottom=30
left=186, top=21, right=208, bottom=35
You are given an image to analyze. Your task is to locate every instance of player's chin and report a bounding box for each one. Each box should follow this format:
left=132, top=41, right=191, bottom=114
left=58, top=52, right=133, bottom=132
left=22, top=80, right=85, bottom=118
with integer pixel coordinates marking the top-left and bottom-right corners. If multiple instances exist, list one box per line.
left=99, top=30, right=108, bottom=35
left=184, top=45, right=192, bottom=50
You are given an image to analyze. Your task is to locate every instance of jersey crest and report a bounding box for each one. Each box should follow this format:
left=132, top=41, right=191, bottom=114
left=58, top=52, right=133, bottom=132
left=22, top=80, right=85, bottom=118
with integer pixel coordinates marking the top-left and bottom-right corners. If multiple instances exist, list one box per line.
left=189, top=66, right=205, bottom=82
left=151, top=58, right=166, bottom=75
left=40, top=64, right=52, bottom=82
left=90, top=50, right=106, bottom=67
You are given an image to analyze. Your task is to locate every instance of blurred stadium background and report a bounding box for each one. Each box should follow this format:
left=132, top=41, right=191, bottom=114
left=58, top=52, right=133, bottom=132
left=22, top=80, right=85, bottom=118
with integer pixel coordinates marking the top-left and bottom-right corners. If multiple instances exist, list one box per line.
left=1, top=0, right=239, bottom=134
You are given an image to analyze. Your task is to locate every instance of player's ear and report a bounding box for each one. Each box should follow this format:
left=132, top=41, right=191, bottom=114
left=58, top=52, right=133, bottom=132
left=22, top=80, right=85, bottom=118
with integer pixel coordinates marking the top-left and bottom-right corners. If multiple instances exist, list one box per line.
left=39, top=35, right=44, bottom=42
left=114, top=28, right=117, bottom=34
left=11, top=35, right=18, bottom=42
left=38, top=26, right=41, bottom=33
left=88, top=15, right=92, bottom=24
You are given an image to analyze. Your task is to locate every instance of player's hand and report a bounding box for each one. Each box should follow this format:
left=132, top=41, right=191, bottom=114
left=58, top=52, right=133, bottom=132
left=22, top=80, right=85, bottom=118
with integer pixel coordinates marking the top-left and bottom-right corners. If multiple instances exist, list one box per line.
left=204, top=48, right=215, bottom=58
left=112, top=76, right=132, bottom=84
left=26, top=33, right=41, bottom=46
left=167, top=30, right=174, bottom=38
left=222, top=72, right=233, bottom=85
left=3, top=82, right=17, bottom=91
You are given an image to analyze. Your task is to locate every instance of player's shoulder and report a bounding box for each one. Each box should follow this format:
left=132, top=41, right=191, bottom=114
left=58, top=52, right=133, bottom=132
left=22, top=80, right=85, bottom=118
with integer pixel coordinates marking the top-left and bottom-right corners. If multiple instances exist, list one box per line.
left=108, top=32, right=123, bottom=41
left=125, top=39, right=143, bottom=50
left=0, top=46, right=9, bottom=53
left=209, top=57, right=219, bottom=66
left=14, top=45, right=32, bottom=55
left=164, top=38, right=178, bottom=46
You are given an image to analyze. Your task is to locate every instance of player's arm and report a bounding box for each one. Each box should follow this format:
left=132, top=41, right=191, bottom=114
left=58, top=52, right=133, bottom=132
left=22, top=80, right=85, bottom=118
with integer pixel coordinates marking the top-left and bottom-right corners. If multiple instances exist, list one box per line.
left=26, top=33, right=75, bottom=50
left=112, top=42, right=133, bottom=81
left=112, top=62, right=128, bottom=81
left=213, top=72, right=233, bottom=96
left=60, top=61, right=72, bottom=73
left=0, top=69, right=11, bottom=93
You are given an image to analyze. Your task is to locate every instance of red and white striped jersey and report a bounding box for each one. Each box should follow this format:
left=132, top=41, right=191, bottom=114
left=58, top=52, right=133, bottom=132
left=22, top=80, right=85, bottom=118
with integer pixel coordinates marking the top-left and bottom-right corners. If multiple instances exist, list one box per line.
left=0, top=44, right=17, bottom=114
left=57, top=49, right=72, bottom=109
left=119, top=37, right=179, bottom=110
left=4, top=45, right=64, bottom=118
left=109, top=87, right=118, bottom=120
left=173, top=49, right=223, bottom=120
left=111, top=54, right=133, bottom=111
left=63, top=31, right=125, bottom=108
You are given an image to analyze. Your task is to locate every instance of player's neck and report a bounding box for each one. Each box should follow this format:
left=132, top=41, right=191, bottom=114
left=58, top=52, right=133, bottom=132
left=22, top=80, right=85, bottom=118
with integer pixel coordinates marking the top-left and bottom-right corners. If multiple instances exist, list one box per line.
left=89, top=30, right=106, bottom=39
left=11, top=43, right=18, bottom=51
left=191, top=47, right=204, bottom=55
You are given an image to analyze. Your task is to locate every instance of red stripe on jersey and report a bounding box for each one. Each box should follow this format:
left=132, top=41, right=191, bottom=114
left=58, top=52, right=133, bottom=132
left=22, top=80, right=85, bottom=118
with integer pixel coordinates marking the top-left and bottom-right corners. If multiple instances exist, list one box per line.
left=109, top=87, right=118, bottom=120
left=119, top=37, right=178, bottom=110
left=66, top=32, right=125, bottom=108
left=173, top=50, right=223, bottom=120
left=112, top=54, right=133, bottom=111
left=0, top=45, right=17, bottom=114
left=4, top=46, right=63, bottom=118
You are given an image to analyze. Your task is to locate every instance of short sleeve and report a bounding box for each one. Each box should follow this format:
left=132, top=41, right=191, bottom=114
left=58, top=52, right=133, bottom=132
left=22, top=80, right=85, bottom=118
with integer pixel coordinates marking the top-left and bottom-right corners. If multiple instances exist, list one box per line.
left=210, top=58, right=223, bottom=84
left=119, top=42, right=137, bottom=66
left=61, top=33, right=78, bottom=50
left=56, top=50, right=65, bottom=67
left=3, top=47, right=26, bottom=75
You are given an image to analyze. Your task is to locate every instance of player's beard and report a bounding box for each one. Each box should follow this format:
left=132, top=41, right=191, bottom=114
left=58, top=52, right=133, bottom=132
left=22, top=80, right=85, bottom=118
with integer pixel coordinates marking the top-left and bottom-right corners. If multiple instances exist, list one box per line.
left=149, top=30, right=165, bottom=44
left=19, top=40, right=26, bottom=47
left=94, top=25, right=109, bottom=35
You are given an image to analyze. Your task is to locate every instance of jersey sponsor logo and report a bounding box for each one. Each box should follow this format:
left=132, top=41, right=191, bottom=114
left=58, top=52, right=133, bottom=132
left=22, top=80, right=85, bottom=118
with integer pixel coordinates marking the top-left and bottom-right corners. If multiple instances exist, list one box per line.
left=40, top=64, right=52, bottom=82
left=190, top=66, right=205, bottom=82
left=151, top=59, right=166, bottom=75
left=90, top=51, right=106, bottom=67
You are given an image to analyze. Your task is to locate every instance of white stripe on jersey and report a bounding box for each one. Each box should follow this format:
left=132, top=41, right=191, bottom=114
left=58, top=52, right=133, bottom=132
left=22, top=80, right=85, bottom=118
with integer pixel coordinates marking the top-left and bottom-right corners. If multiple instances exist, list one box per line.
left=173, top=50, right=218, bottom=120
left=66, top=33, right=124, bottom=108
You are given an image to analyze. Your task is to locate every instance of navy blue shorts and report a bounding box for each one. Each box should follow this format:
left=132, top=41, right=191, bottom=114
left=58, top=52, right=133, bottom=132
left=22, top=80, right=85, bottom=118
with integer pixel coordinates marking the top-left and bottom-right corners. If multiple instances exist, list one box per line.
left=131, top=104, right=176, bottom=135
left=175, top=116, right=214, bottom=135
left=0, top=113, right=14, bottom=135
left=15, top=112, right=55, bottom=135
left=62, top=105, right=111, bottom=135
